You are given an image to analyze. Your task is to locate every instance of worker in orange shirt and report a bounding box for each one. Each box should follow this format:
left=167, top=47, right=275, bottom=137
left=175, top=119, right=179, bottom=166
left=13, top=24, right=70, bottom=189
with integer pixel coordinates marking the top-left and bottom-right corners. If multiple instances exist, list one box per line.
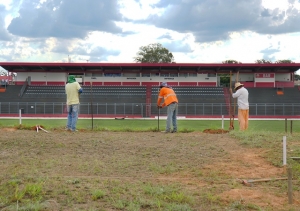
left=157, top=82, right=179, bottom=133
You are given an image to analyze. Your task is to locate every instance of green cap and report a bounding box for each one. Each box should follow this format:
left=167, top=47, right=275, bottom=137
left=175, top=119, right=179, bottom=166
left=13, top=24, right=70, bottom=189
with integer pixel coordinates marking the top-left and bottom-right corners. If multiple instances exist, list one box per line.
left=68, top=75, right=76, bottom=83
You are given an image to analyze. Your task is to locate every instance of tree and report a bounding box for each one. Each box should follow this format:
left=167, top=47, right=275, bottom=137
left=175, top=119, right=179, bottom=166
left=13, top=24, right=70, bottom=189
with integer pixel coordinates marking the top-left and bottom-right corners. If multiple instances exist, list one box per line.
left=219, top=74, right=230, bottom=86
left=134, top=43, right=175, bottom=63
left=222, top=60, right=241, bottom=64
left=294, top=74, right=300, bottom=81
left=275, top=59, right=294, bottom=64
left=255, top=59, right=272, bottom=64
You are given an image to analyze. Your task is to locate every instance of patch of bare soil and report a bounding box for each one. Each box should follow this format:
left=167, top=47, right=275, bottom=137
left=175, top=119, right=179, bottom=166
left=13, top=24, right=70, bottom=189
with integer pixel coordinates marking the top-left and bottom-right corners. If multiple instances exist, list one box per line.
left=0, top=128, right=299, bottom=210
left=220, top=189, right=287, bottom=207
left=200, top=132, right=299, bottom=209
left=203, top=128, right=229, bottom=134
left=204, top=142, right=283, bottom=179
left=1, top=127, right=17, bottom=132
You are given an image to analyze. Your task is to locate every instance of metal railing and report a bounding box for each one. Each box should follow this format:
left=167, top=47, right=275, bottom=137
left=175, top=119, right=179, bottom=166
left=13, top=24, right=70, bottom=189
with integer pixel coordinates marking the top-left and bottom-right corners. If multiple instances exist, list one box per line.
left=1, top=102, right=300, bottom=117
left=19, top=79, right=28, bottom=97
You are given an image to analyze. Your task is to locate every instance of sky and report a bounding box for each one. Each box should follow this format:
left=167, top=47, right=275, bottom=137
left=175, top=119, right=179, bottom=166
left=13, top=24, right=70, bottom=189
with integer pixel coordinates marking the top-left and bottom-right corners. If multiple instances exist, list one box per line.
left=0, top=0, right=300, bottom=67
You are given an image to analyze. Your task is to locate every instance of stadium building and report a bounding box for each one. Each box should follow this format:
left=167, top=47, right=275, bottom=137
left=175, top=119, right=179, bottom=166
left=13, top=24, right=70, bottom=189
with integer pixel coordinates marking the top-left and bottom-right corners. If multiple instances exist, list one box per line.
left=0, top=62, right=300, bottom=118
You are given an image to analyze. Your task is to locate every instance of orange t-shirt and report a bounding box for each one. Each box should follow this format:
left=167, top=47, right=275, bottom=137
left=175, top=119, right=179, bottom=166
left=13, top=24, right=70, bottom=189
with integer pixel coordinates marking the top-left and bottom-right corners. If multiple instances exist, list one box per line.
left=157, top=87, right=178, bottom=107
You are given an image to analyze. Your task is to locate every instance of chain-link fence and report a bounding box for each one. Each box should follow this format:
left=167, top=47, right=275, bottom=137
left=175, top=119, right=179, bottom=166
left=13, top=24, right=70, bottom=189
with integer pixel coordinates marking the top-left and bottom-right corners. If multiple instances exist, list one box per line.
left=1, top=102, right=300, bottom=117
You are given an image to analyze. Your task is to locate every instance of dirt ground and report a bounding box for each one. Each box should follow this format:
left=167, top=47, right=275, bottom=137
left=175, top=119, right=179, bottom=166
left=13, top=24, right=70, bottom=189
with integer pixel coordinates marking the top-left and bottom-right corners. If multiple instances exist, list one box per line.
left=0, top=127, right=299, bottom=210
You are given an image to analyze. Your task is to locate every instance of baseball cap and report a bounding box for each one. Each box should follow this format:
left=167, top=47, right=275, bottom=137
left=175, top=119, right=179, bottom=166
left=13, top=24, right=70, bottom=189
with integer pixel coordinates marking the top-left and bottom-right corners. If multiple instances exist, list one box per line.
left=160, top=82, right=168, bottom=87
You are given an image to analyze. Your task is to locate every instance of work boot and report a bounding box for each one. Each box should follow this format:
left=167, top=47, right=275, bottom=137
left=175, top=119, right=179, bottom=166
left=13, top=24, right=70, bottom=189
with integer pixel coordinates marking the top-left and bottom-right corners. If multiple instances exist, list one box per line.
left=161, top=130, right=170, bottom=133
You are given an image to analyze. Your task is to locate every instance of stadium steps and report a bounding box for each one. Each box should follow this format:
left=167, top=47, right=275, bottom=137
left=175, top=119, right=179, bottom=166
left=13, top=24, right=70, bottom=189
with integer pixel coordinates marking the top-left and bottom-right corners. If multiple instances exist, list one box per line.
left=248, top=87, right=300, bottom=104
left=0, top=85, right=23, bottom=102
left=2, top=85, right=300, bottom=106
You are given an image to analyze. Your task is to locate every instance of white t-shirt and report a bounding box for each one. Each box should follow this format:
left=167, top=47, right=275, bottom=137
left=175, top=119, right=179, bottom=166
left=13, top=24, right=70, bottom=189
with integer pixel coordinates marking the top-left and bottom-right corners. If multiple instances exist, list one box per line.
left=232, top=87, right=249, bottom=110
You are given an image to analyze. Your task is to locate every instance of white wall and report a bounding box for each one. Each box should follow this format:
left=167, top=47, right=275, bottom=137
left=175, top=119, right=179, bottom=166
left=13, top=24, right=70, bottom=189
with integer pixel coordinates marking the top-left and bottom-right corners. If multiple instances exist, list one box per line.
left=28, top=72, right=47, bottom=81
left=46, top=72, right=67, bottom=82
left=17, top=72, right=66, bottom=81
left=16, top=72, right=28, bottom=82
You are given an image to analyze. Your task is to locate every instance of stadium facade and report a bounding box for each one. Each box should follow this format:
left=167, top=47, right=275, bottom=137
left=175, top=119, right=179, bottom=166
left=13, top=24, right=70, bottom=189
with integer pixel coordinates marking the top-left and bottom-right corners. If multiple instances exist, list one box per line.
left=0, top=62, right=300, bottom=87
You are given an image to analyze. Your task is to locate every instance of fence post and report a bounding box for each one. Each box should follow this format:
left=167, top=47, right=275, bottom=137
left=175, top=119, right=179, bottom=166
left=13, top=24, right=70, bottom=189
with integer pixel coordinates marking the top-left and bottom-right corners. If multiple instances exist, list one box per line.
left=141, top=103, right=143, bottom=117
left=221, top=115, right=224, bottom=129
left=283, top=136, right=287, bottom=167
left=19, top=109, right=22, bottom=125
left=288, top=167, right=293, bottom=204
left=285, top=118, right=287, bottom=133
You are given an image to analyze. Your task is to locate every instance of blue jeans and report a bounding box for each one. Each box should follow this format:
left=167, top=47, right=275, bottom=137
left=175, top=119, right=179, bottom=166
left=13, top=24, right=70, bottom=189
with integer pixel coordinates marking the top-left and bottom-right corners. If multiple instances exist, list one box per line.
left=67, top=104, right=79, bottom=131
left=166, top=103, right=178, bottom=132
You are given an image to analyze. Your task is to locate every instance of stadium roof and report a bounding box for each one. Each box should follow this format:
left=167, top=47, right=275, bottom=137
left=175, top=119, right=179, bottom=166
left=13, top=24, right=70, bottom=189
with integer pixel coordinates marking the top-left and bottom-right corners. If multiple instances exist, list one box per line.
left=1, top=62, right=300, bottom=74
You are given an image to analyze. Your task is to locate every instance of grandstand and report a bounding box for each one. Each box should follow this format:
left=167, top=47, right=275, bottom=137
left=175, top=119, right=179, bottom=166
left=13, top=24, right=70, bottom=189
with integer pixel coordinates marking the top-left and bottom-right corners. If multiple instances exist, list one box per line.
left=248, top=87, right=300, bottom=104
left=1, top=84, right=300, bottom=118
left=1, top=62, right=300, bottom=118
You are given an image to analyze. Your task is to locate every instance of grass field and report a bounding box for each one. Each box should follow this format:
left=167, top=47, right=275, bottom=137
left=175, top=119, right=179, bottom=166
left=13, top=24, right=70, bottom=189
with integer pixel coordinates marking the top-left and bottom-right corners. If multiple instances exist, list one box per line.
left=0, top=118, right=299, bottom=132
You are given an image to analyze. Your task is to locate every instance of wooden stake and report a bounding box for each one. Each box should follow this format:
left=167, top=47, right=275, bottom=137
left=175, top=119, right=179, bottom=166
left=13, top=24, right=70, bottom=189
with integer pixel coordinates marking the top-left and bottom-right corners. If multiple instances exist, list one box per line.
left=233, top=71, right=239, bottom=124
left=229, top=71, right=234, bottom=130
left=247, top=177, right=287, bottom=183
left=288, top=168, right=293, bottom=204
left=285, top=118, right=287, bottom=133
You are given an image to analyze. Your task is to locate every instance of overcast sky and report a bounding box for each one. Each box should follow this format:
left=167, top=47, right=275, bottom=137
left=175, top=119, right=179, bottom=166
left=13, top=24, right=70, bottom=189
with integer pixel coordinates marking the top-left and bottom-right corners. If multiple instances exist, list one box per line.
left=0, top=0, right=300, bottom=65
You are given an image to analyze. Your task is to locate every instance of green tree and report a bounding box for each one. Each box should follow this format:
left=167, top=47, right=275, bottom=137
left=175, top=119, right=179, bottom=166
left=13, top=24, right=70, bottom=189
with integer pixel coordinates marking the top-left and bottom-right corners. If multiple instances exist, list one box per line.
left=222, top=60, right=241, bottom=64
left=255, top=59, right=272, bottom=64
left=219, top=74, right=230, bottom=87
left=275, top=59, right=294, bottom=63
left=134, top=43, right=175, bottom=63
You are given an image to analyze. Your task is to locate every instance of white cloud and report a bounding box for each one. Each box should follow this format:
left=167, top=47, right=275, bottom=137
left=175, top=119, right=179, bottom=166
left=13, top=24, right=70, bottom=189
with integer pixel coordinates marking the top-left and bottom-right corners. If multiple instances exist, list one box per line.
left=262, top=0, right=290, bottom=10
left=0, top=0, right=300, bottom=66
left=119, top=0, right=163, bottom=20
left=172, top=31, right=300, bottom=63
left=0, top=0, right=13, bottom=10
